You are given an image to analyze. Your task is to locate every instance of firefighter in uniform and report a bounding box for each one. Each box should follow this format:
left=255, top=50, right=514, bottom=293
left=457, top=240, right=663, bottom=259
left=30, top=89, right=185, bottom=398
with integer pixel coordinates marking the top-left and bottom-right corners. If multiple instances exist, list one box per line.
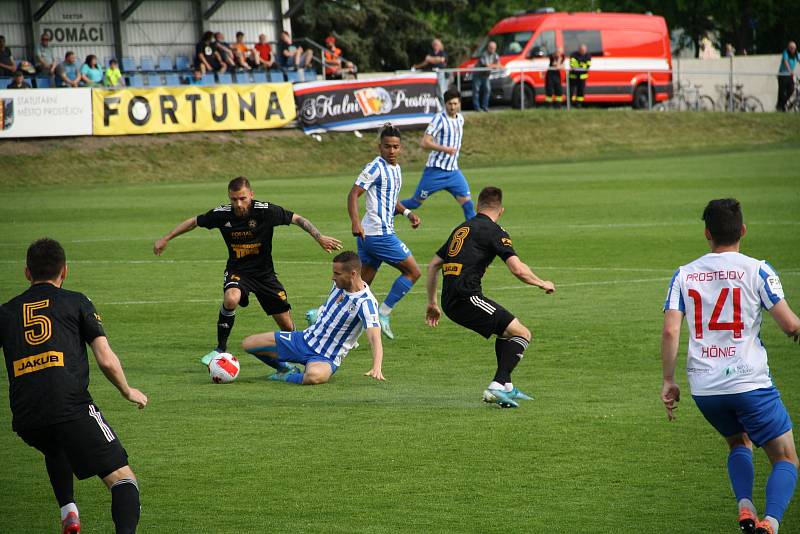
left=545, top=47, right=565, bottom=108
left=569, top=43, right=591, bottom=107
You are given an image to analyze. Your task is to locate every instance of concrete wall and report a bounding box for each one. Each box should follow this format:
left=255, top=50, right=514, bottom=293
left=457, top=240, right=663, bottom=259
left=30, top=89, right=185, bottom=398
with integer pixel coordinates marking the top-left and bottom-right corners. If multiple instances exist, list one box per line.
left=672, top=55, right=783, bottom=111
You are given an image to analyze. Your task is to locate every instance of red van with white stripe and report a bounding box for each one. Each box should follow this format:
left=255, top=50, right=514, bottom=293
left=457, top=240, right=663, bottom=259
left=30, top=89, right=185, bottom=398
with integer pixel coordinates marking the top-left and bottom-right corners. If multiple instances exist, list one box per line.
left=459, top=10, right=673, bottom=108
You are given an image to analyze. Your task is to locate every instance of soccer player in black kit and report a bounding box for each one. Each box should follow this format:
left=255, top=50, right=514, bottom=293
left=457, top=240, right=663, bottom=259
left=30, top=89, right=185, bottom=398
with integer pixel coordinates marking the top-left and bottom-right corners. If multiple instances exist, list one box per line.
left=1, top=238, right=148, bottom=533
left=154, top=176, right=342, bottom=371
left=425, top=187, right=555, bottom=408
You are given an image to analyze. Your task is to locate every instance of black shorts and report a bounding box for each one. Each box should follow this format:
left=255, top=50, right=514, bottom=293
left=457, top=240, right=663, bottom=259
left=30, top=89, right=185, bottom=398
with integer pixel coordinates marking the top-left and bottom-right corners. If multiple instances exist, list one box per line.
left=443, top=293, right=515, bottom=339
left=17, top=404, right=129, bottom=480
left=223, top=271, right=291, bottom=315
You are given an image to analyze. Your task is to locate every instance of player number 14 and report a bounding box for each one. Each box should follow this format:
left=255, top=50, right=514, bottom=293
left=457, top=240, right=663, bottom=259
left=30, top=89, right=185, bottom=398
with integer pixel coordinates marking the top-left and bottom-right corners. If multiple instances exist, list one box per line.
left=687, top=288, right=744, bottom=340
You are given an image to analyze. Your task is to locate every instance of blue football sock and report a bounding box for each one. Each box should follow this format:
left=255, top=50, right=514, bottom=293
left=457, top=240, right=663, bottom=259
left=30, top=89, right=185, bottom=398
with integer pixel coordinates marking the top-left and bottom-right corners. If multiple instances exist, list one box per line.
left=247, top=346, right=290, bottom=372
left=286, top=371, right=304, bottom=384
left=727, top=446, right=754, bottom=502
left=461, top=199, right=475, bottom=220
left=764, top=460, right=798, bottom=522
left=384, top=275, right=414, bottom=309
left=400, top=197, right=421, bottom=209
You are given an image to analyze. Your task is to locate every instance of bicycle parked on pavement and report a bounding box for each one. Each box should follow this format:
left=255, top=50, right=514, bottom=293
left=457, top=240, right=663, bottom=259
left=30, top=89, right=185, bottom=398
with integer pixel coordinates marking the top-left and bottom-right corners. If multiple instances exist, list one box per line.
left=784, top=76, right=800, bottom=112
left=715, top=83, right=764, bottom=112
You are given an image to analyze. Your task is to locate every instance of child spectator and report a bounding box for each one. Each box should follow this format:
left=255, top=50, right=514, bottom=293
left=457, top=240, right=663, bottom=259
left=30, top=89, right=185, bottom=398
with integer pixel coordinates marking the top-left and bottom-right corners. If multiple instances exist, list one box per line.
left=277, top=31, right=313, bottom=70
left=187, top=66, right=204, bottom=85
left=232, top=32, right=260, bottom=69
left=104, top=59, right=125, bottom=88
left=7, top=70, right=31, bottom=89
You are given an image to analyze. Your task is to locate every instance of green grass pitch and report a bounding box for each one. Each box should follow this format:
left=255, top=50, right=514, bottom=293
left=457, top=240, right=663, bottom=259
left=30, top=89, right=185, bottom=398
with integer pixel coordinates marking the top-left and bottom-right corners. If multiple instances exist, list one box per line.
left=0, top=145, right=798, bottom=533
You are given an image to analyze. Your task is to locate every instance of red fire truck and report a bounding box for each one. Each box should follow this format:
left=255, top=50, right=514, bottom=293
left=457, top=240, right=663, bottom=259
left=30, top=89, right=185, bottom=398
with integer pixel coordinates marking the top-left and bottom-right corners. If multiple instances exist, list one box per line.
left=458, top=9, right=673, bottom=108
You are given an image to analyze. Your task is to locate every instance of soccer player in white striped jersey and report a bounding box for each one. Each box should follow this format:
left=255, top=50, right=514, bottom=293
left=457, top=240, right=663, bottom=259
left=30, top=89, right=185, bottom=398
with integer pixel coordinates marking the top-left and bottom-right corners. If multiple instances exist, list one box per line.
left=400, top=88, right=475, bottom=221
left=661, top=199, right=800, bottom=534
left=347, top=123, right=421, bottom=340
left=242, top=251, right=384, bottom=385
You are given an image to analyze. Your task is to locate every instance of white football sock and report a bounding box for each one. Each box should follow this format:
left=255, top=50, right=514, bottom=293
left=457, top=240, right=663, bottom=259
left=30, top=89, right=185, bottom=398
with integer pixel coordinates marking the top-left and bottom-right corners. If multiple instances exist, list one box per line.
left=379, top=303, right=392, bottom=316
left=60, top=503, right=78, bottom=521
left=488, top=381, right=504, bottom=391
left=504, top=383, right=513, bottom=392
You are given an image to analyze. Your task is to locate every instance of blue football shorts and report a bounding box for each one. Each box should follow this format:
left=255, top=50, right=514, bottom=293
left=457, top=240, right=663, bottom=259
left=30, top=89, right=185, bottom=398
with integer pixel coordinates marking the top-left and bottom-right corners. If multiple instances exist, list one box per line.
left=357, top=234, right=412, bottom=269
left=412, top=166, right=471, bottom=201
left=693, top=386, right=793, bottom=447
left=274, top=331, right=339, bottom=373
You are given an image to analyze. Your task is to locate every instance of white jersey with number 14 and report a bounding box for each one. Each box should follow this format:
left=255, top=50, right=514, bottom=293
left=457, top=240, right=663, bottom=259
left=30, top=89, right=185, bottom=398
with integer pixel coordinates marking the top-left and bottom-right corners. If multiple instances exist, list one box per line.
left=664, top=251, right=785, bottom=396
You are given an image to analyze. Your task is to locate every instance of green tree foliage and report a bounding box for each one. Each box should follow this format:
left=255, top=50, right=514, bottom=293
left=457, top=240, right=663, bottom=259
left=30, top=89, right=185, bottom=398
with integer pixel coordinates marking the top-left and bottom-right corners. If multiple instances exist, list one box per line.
left=292, top=0, right=796, bottom=71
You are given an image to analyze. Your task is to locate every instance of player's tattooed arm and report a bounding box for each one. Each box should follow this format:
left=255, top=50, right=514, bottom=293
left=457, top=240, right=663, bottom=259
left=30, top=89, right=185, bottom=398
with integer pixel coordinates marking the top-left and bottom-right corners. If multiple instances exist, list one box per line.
left=291, top=213, right=343, bottom=253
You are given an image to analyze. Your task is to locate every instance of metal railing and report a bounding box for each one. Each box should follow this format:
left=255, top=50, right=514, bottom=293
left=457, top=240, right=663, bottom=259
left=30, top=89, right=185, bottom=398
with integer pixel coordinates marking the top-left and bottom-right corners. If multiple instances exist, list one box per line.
left=401, top=64, right=791, bottom=112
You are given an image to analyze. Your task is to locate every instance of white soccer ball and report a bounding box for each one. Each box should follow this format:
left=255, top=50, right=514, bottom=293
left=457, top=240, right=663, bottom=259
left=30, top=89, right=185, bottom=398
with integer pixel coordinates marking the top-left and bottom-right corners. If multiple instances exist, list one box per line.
left=208, top=353, right=240, bottom=384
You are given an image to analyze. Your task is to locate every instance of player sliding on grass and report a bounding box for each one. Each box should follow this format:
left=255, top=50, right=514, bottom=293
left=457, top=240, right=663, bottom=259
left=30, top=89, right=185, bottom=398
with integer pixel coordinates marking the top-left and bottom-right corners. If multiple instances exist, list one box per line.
left=661, top=199, right=800, bottom=534
left=242, top=251, right=384, bottom=385
left=425, top=186, right=555, bottom=408
left=401, top=88, right=476, bottom=221
left=154, top=176, right=342, bottom=367
left=346, top=123, right=421, bottom=340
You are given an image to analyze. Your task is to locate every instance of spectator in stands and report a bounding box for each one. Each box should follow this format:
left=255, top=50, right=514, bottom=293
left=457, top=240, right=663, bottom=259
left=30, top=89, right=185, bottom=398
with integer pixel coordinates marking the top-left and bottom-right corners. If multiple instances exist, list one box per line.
left=413, top=38, right=448, bottom=71
left=232, top=31, right=261, bottom=69
left=214, top=32, right=243, bottom=70
left=472, top=40, right=501, bottom=112
left=255, top=34, right=275, bottom=69
left=196, top=31, right=226, bottom=74
left=323, top=36, right=356, bottom=79
left=777, top=41, right=798, bottom=112
left=188, top=66, right=204, bottom=85
left=104, top=59, right=124, bottom=88
left=34, top=31, right=57, bottom=77
left=80, top=55, right=104, bottom=87
left=0, top=35, right=35, bottom=77
left=7, top=70, right=31, bottom=89
left=55, top=51, right=81, bottom=88
left=277, top=31, right=313, bottom=70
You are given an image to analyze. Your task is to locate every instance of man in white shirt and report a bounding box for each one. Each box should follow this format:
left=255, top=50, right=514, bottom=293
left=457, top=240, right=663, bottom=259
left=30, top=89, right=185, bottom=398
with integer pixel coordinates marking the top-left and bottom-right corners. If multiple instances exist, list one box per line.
left=662, top=198, right=800, bottom=534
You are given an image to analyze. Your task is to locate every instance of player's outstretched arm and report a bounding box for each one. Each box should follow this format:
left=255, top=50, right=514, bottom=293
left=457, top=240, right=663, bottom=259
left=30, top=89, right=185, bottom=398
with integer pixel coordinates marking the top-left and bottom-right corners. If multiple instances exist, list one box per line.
left=347, top=185, right=366, bottom=238
left=426, top=255, right=444, bottom=327
left=420, top=133, right=457, bottom=156
left=505, top=256, right=555, bottom=293
left=154, top=216, right=197, bottom=256
left=291, top=213, right=343, bottom=253
left=768, top=300, right=800, bottom=343
left=660, top=310, right=683, bottom=421
left=363, top=326, right=385, bottom=381
left=90, top=337, right=148, bottom=409
left=396, top=201, right=420, bottom=229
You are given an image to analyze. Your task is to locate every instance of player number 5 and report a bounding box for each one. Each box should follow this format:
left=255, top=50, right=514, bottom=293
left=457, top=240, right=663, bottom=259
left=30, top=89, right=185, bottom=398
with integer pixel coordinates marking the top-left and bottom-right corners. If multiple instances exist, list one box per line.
left=686, top=288, right=744, bottom=340
left=23, top=300, right=53, bottom=345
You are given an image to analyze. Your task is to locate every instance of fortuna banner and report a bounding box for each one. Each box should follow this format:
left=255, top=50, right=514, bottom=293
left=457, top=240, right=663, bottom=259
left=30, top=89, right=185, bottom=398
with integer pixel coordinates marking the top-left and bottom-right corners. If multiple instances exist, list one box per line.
left=293, top=73, right=442, bottom=134
left=92, top=83, right=296, bottom=135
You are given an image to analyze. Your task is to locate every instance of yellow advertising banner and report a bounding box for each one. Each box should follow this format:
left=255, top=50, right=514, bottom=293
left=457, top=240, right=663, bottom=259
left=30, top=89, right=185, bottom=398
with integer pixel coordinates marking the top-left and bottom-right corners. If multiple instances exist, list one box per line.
left=92, top=83, right=296, bottom=135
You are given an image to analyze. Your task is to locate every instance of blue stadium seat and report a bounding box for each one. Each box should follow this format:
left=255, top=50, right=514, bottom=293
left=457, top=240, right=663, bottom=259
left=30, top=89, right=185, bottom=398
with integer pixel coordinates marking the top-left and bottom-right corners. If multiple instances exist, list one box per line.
left=140, top=56, right=156, bottom=72
left=0, top=77, right=12, bottom=88
left=303, top=68, right=316, bottom=82
left=144, top=73, right=161, bottom=86
left=268, top=70, right=285, bottom=83
left=164, top=73, right=181, bottom=86
left=157, top=55, right=173, bottom=71
left=175, top=55, right=191, bottom=71
left=286, top=70, right=300, bottom=83
left=121, top=56, right=136, bottom=72
left=202, top=74, right=215, bottom=85
left=216, top=72, right=232, bottom=85
left=128, top=74, right=145, bottom=87
left=252, top=70, right=267, bottom=83
left=35, top=77, right=51, bottom=88
left=233, top=71, right=251, bottom=84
